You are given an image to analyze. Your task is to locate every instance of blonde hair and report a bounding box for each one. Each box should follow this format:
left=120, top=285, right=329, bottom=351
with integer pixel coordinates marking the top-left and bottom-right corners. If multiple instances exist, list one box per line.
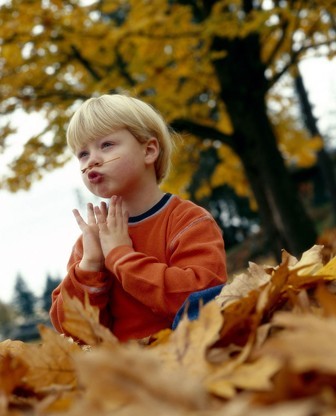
left=67, top=93, right=176, bottom=183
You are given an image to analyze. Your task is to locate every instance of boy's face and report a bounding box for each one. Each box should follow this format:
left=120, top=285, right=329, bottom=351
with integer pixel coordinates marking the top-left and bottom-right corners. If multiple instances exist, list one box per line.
left=75, top=129, right=157, bottom=198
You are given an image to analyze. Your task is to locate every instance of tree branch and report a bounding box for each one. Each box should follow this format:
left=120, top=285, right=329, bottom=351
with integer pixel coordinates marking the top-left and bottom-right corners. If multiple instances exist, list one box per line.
left=170, top=119, right=233, bottom=147
left=70, top=45, right=102, bottom=81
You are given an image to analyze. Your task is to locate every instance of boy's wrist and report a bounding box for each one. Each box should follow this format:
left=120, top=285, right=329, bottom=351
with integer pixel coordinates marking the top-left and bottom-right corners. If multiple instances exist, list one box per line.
left=78, top=259, right=104, bottom=272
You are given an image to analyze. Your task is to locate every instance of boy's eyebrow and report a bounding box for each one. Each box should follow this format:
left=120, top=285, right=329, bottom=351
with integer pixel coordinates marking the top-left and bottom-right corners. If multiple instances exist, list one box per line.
left=81, top=156, right=120, bottom=174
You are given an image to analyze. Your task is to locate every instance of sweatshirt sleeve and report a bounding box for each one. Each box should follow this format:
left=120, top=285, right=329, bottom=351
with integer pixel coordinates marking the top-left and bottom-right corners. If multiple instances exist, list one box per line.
left=49, top=237, right=112, bottom=335
left=104, top=214, right=227, bottom=317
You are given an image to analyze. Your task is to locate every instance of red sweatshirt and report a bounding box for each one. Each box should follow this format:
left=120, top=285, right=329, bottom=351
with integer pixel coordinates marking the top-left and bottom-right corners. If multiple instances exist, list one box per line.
left=50, top=193, right=227, bottom=341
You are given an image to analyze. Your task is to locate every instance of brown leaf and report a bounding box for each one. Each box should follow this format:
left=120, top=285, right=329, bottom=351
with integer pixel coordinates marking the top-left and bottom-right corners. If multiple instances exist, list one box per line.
left=216, top=262, right=272, bottom=310
left=22, top=325, right=81, bottom=391
left=34, top=387, right=82, bottom=414
left=0, top=353, right=28, bottom=396
left=217, top=395, right=323, bottom=416
left=72, top=344, right=208, bottom=415
left=214, top=259, right=290, bottom=348
left=314, top=254, right=336, bottom=279
left=287, top=245, right=324, bottom=276
left=61, top=289, right=118, bottom=347
left=0, top=339, right=27, bottom=358
left=261, top=311, right=336, bottom=374
left=207, top=355, right=282, bottom=399
left=315, top=283, right=336, bottom=317
left=283, top=245, right=333, bottom=289
left=153, top=301, right=223, bottom=377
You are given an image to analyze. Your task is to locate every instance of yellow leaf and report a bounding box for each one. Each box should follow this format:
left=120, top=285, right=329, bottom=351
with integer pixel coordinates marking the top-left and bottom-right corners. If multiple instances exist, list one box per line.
left=315, top=283, right=336, bottom=317
left=216, top=262, right=272, bottom=310
left=207, top=355, right=282, bottom=399
left=288, top=245, right=324, bottom=276
left=22, top=325, right=81, bottom=390
left=262, top=312, right=336, bottom=374
left=74, top=344, right=208, bottom=414
left=154, top=301, right=223, bottom=377
left=61, top=289, right=118, bottom=347
left=0, top=353, right=28, bottom=395
left=314, top=255, right=336, bottom=279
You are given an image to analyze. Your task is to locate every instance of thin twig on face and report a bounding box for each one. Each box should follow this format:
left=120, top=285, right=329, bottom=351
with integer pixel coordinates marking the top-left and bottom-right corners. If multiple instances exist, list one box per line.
left=81, top=156, right=120, bottom=174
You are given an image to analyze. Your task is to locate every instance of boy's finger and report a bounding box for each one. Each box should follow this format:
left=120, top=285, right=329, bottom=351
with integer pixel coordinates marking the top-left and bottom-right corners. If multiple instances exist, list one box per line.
left=108, top=196, right=117, bottom=219
left=87, top=203, right=96, bottom=224
left=100, top=201, right=108, bottom=218
left=72, top=209, right=86, bottom=228
left=94, top=206, right=104, bottom=224
left=115, top=196, right=123, bottom=218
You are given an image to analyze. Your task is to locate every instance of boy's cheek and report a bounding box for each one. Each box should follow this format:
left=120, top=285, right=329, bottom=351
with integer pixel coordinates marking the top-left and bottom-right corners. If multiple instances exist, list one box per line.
left=81, top=176, right=91, bottom=189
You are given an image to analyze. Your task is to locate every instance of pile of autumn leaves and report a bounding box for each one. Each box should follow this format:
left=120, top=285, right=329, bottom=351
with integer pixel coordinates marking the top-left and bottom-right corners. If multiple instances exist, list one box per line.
left=3, top=245, right=336, bottom=415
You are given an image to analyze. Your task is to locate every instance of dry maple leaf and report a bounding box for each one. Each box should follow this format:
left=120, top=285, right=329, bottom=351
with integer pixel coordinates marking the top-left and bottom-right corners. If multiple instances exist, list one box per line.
left=0, top=339, right=27, bottom=358
left=287, top=245, right=324, bottom=276
left=201, top=265, right=290, bottom=400
left=3, top=243, right=336, bottom=415
left=22, top=325, right=81, bottom=391
left=215, top=261, right=272, bottom=310
left=215, top=259, right=290, bottom=350
left=216, top=395, right=324, bottom=416
left=0, top=353, right=28, bottom=396
left=286, top=251, right=336, bottom=291
left=260, top=311, right=336, bottom=374
left=216, top=248, right=336, bottom=352
left=314, top=254, right=336, bottom=279
left=317, top=227, right=336, bottom=263
left=206, top=355, right=282, bottom=399
left=0, top=339, right=31, bottom=413
left=315, top=282, right=336, bottom=317
left=61, top=289, right=118, bottom=347
left=153, top=301, right=223, bottom=378
left=71, top=344, right=208, bottom=416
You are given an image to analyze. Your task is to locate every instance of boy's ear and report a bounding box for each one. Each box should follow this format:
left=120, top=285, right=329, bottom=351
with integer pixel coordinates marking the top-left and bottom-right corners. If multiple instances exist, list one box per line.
left=144, top=137, right=160, bottom=163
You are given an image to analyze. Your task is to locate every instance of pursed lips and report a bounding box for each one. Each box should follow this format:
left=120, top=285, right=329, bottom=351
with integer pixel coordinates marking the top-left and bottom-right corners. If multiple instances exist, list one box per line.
left=88, top=170, right=103, bottom=184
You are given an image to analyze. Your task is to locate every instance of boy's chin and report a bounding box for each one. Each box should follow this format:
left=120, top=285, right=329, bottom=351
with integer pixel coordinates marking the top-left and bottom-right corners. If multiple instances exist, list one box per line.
left=95, top=192, right=113, bottom=199
left=95, top=189, right=119, bottom=199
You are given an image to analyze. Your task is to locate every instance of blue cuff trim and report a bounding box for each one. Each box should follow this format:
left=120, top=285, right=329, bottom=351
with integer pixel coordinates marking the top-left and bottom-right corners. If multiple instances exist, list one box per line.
left=172, top=284, right=225, bottom=330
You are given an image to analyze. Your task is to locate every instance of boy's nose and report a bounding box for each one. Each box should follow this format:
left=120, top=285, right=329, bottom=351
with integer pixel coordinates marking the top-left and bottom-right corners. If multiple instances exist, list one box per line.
left=87, top=152, right=104, bottom=168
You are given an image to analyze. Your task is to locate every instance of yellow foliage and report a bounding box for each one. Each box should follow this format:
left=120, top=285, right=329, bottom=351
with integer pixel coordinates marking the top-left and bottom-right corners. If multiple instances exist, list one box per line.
left=279, top=133, right=323, bottom=168
left=162, top=134, right=200, bottom=198
left=0, top=0, right=334, bottom=206
left=268, top=76, right=324, bottom=170
left=212, top=146, right=245, bottom=195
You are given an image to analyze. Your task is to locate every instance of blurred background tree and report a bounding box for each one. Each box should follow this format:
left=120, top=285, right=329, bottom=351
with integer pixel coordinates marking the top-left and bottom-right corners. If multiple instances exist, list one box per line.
left=0, top=300, right=15, bottom=328
left=41, top=274, right=61, bottom=313
left=1, top=0, right=336, bottom=259
left=13, top=273, right=36, bottom=317
left=0, top=273, right=61, bottom=342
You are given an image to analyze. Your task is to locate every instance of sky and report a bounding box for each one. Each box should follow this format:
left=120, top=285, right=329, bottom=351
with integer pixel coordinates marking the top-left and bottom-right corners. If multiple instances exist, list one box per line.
left=0, top=57, right=336, bottom=304
left=0, top=157, right=97, bottom=303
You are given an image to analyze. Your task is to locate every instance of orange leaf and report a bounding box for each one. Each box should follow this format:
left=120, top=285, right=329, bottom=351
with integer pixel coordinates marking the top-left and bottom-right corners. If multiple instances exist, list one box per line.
left=154, top=301, right=223, bottom=377
left=0, top=353, right=28, bottom=395
left=61, top=289, right=118, bottom=347
left=315, top=283, right=336, bottom=317
left=22, top=325, right=81, bottom=391
left=262, top=311, right=336, bottom=374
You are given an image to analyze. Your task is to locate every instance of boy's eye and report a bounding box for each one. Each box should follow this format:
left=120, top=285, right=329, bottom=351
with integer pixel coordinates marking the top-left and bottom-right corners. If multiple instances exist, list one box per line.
left=102, top=141, right=113, bottom=149
left=78, top=150, right=88, bottom=159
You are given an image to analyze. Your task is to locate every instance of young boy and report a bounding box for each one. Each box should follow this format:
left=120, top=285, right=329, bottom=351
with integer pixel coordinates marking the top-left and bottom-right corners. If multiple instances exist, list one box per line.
left=50, top=93, right=227, bottom=342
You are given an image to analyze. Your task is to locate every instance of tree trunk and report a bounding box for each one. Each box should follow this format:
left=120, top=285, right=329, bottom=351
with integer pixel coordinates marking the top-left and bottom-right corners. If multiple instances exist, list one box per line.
left=210, top=34, right=317, bottom=258
left=295, top=70, right=336, bottom=225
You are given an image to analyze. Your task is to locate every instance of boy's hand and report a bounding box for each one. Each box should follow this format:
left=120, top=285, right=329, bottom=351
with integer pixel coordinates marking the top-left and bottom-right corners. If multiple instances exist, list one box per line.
left=72, top=202, right=106, bottom=271
left=94, top=195, right=133, bottom=257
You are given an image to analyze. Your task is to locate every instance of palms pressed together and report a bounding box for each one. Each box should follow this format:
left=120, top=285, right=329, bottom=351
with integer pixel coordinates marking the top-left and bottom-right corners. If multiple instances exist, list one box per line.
left=72, top=195, right=132, bottom=271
